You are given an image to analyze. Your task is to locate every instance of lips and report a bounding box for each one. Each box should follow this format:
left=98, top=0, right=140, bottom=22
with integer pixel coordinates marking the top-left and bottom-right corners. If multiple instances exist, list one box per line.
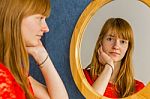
left=109, top=52, right=120, bottom=55
left=37, top=34, right=43, bottom=37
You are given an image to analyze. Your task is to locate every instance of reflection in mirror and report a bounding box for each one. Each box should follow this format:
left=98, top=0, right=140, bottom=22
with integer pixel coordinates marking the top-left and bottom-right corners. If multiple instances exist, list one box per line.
left=83, top=17, right=145, bottom=98
left=80, top=0, right=150, bottom=98
left=81, top=0, right=150, bottom=85
left=70, top=0, right=150, bottom=98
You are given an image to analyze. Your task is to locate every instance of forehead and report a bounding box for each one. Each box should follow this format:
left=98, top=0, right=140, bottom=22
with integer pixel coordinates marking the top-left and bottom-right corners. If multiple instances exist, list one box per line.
left=105, top=29, right=125, bottom=39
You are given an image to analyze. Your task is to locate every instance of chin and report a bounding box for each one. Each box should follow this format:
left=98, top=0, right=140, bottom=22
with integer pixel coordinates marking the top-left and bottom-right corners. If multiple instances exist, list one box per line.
left=26, top=41, right=39, bottom=47
left=111, top=57, right=121, bottom=62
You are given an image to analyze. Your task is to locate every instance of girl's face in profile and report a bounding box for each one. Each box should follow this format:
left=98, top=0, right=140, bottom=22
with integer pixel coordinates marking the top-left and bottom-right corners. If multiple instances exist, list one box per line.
left=21, top=14, right=49, bottom=47
left=101, top=32, right=129, bottom=62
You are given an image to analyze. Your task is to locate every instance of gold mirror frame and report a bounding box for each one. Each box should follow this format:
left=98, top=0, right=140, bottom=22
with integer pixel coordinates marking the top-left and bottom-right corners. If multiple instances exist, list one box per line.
left=70, top=0, right=150, bottom=99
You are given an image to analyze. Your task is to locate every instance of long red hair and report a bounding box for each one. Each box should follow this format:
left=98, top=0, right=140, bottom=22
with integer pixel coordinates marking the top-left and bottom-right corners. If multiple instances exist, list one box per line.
left=0, top=0, right=50, bottom=98
left=88, top=18, right=135, bottom=97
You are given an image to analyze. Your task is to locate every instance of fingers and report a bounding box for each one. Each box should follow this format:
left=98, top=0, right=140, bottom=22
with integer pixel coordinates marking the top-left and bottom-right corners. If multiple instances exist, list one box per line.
left=26, top=47, right=32, bottom=55
left=26, top=40, right=46, bottom=56
left=98, top=55, right=105, bottom=65
left=98, top=46, right=105, bottom=65
left=100, top=45, right=104, bottom=54
left=98, top=45, right=113, bottom=65
left=38, top=40, right=43, bottom=46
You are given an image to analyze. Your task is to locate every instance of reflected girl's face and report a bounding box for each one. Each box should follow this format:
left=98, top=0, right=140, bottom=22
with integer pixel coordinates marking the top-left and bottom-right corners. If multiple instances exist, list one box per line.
left=21, top=14, right=49, bottom=47
left=101, top=32, right=129, bottom=62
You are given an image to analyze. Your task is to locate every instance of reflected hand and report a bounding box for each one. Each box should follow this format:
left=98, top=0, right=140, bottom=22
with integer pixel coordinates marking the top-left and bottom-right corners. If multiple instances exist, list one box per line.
left=97, top=46, right=113, bottom=66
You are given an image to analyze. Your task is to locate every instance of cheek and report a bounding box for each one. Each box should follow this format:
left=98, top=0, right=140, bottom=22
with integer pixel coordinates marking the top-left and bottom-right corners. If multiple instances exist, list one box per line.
left=102, top=40, right=110, bottom=48
left=22, top=26, right=32, bottom=40
left=22, top=20, right=39, bottom=34
left=102, top=43, right=110, bottom=54
left=121, top=47, right=128, bottom=56
left=21, top=24, right=35, bottom=46
left=22, top=24, right=37, bottom=37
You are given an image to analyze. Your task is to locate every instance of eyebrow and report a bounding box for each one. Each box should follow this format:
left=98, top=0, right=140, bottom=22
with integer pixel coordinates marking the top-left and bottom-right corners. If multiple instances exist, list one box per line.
left=106, top=34, right=116, bottom=37
left=106, top=34, right=129, bottom=41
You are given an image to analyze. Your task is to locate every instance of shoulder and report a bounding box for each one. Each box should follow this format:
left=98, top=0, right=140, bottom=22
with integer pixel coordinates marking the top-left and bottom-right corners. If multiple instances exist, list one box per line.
left=135, top=79, right=145, bottom=92
left=0, top=63, right=16, bottom=88
left=0, top=63, right=26, bottom=99
left=135, top=79, right=145, bottom=87
left=0, top=63, right=14, bottom=79
left=83, top=68, right=94, bottom=85
left=0, top=63, right=16, bottom=97
left=83, top=68, right=90, bottom=78
left=0, top=63, right=7, bottom=70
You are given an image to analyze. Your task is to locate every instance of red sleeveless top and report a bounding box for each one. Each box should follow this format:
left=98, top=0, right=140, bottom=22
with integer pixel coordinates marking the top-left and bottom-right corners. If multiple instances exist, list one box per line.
left=83, top=69, right=145, bottom=98
left=0, top=63, right=33, bottom=99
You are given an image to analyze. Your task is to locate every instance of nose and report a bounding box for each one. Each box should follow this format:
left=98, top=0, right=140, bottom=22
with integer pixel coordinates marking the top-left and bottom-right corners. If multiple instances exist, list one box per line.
left=41, top=20, right=49, bottom=33
left=113, top=39, right=120, bottom=50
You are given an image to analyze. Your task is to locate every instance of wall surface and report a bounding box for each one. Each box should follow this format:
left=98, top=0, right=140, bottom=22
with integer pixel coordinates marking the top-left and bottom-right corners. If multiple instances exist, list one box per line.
left=30, top=0, right=91, bottom=99
left=30, top=0, right=150, bottom=98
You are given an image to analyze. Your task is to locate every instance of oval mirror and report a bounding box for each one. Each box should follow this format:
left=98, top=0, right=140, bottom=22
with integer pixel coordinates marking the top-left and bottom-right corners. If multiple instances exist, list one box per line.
left=70, top=0, right=150, bottom=98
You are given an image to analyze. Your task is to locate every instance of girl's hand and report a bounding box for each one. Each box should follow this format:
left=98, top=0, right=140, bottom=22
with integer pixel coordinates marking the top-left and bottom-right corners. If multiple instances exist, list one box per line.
left=97, top=46, right=113, bottom=66
left=26, top=40, right=49, bottom=65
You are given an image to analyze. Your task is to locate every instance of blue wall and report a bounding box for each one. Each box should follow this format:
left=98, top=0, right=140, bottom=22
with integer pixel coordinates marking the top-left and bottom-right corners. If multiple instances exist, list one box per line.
left=30, top=0, right=91, bottom=99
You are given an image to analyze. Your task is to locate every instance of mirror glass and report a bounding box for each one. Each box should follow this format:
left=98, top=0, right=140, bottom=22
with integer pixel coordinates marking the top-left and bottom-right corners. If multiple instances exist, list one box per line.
left=81, top=0, right=150, bottom=86
left=70, top=0, right=150, bottom=98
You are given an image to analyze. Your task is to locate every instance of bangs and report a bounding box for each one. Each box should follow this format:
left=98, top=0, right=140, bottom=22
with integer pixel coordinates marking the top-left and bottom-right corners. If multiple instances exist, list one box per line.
left=34, top=0, right=50, bottom=17
left=108, top=22, right=133, bottom=40
left=25, top=0, right=50, bottom=17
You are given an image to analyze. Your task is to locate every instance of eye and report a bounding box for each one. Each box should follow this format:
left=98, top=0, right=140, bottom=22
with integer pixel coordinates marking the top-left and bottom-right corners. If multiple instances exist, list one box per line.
left=106, top=37, right=113, bottom=41
left=36, top=16, right=45, bottom=21
left=120, top=39, right=128, bottom=44
left=40, top=16, right=44, bottom=20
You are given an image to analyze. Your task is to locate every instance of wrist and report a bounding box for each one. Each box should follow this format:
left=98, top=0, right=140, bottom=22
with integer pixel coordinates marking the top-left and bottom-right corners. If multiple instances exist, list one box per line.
left=105, top=63, right=114, bottom=74
left=38, top=55, right=49, bottom=68
left=32, top=50, right=48, bottom=64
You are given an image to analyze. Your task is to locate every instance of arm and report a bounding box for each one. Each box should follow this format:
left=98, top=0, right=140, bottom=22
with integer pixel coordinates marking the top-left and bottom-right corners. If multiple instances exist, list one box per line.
left=92, top=64, right=113, bottom=95
left=92, top=46, right=114, bottom=95
left=27, top=41, right=69, bottom=99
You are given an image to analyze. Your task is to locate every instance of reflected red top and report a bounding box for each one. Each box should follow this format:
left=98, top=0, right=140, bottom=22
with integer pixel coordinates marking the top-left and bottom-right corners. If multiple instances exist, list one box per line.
left=83, top=69, right=145, bottom=98
left=0, top=63, right=34, bottom=99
